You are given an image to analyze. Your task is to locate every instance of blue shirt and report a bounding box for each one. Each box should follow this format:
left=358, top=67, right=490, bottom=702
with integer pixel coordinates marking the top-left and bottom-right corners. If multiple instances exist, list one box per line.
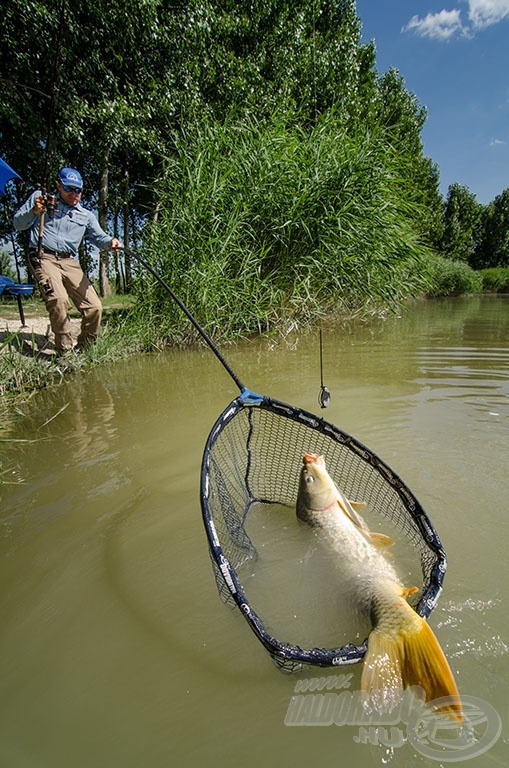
left=13, top=190, right=113, bottom=256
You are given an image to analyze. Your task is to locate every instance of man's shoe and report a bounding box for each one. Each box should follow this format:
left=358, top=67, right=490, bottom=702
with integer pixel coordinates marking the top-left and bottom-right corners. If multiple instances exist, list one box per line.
left=55, top=347, right=74, bottom=357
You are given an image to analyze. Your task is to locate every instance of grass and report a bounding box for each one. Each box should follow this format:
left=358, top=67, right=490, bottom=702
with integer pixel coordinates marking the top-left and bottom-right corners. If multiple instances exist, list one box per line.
left=479, top=267, right=509, bottom=292
left=133, top=111, right=436, bottom=342
left=0, top=292, right=138, bottom=427
left=0, top=292, right=135, bottom=321
left=426, top=257, right=483, bottom=297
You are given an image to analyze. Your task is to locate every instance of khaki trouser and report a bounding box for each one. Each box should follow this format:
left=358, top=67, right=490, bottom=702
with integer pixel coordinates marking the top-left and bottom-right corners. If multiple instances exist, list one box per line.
left=28, top=252, right=102, bottom=351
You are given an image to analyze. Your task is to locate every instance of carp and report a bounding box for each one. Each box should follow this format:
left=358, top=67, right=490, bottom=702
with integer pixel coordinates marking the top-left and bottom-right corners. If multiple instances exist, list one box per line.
left=296, top=452, right=462, bottom=722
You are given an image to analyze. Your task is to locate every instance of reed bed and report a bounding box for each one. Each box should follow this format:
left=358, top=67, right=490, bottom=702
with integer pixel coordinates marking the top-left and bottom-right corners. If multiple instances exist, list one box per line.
left=133, top=111, right=435, bottom=341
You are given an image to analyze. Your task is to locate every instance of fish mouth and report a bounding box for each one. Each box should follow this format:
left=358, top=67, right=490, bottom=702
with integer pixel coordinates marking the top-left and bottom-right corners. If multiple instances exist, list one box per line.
left=303, top=452, right=324, bottom=465
left=301, top=453, right=336, bottom=514
left=301, top=452, right=356, bottom=520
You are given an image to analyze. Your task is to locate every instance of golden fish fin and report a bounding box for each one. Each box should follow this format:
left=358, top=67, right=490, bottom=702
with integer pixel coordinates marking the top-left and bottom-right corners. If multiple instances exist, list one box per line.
left=361, top=619, right=463, bottom=723
left=401, top=617, right=463, bottom=723
left=335, top=498, right=395, bottom=550
left=402, top=585, right=420, bottom=598
left=348, top=500, right=367, bottom=510
left=369, top=532, right=395, bottom=549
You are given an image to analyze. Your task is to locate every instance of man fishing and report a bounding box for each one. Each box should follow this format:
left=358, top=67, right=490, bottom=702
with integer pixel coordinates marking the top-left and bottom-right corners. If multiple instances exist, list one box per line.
left=13, top=167, right=122, bottom=354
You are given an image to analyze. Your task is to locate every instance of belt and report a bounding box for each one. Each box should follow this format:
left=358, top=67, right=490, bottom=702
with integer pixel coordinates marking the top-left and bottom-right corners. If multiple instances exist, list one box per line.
left=29, top=248, right=73, bottom=259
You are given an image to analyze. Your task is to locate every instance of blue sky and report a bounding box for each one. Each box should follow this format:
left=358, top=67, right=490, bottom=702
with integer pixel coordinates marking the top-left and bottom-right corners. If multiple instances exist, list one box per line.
left=355, top=0, right=509, bottom=204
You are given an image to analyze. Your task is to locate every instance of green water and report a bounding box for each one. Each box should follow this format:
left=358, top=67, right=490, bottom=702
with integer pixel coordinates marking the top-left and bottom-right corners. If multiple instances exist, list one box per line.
left=1, top=296, right=508, bottom=767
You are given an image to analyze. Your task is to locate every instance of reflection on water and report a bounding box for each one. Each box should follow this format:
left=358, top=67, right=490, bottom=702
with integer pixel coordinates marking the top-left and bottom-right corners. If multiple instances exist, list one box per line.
left=0, top=295, right=508, bottom=767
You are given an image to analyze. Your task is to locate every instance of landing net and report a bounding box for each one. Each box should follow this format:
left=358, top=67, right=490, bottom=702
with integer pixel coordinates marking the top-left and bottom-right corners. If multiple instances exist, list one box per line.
left=124, top=248, right=447, bottom=673
left=201, top=391, right=447, bottom=672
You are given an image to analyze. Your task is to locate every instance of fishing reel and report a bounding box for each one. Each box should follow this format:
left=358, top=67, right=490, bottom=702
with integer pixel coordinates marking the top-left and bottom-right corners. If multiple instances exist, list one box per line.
left=44, top=193, right=58, bottom=219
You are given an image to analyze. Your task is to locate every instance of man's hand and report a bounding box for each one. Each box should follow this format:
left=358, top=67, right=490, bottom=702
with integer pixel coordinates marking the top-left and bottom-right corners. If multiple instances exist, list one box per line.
left=32, top=195, right=46, bottom=216
left=110, top=238, right=122, bottom=251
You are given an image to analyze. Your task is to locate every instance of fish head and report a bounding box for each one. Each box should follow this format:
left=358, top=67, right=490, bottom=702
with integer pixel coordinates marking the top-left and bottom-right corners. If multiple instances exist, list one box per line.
left=296, top=452, right=338, bottom=525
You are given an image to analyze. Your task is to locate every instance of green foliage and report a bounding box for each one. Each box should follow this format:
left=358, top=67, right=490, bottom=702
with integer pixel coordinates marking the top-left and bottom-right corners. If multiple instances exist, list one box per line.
left=0, top=1, right=371, bottom=215
left=133, top=111, right=435, bottom=341
left=479, top=267, right=509, bottom=292
left=0, top=251, right=16, bottom=280
left=2, top=0, right=482, bottom=336
left=369, top=68, right=444, bottom=248
left=427, top=256, right=482, bottom=297
left=471, top=189, right=509, bottom=269
left=439, top=183, right=482, bottom=262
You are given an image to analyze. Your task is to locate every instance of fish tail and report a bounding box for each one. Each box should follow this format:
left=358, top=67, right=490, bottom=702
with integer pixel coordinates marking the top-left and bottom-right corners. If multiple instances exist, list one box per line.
left=361, top=616, right=463, bottom=723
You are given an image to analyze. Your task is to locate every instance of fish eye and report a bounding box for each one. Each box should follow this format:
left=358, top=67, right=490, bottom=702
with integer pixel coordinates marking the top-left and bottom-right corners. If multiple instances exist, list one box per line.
left=305, top=476, right=315, bottom=485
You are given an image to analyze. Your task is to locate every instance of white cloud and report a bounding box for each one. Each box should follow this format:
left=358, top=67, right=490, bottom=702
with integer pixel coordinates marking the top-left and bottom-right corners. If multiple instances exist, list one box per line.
left=402, top=9, right=466, bottom=40
left=403, top=1, right=509, bottom=40
left=468, top=0, right=509, bottom=29
left=490, top=138, right=506, bottom=146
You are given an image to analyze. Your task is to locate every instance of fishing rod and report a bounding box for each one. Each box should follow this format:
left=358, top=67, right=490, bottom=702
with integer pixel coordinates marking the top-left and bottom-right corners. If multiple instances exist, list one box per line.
left=124, top=248, right=335, bottom=407
left=122, top=247, right=246, bottom=393
left=37, top=0, right=66, bottom=256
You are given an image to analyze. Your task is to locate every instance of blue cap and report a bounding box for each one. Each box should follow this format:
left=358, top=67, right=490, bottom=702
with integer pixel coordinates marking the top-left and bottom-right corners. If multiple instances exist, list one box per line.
left=58, top=167, right=83, bottom=188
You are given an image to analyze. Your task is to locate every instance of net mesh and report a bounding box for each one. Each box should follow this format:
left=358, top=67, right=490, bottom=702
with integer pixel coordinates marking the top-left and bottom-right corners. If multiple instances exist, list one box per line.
left=201, top=394, right=447, bottom=672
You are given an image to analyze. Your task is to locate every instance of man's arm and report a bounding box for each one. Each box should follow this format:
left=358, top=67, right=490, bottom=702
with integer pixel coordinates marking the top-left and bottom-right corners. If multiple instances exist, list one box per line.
left=13, top=191, right=41, bottom=231
left=85, top=210, right=122, bottom=251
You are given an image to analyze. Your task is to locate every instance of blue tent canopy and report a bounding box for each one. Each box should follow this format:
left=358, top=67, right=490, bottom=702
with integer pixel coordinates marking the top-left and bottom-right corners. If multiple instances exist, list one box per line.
left=0, top=157, right=21, bottom=196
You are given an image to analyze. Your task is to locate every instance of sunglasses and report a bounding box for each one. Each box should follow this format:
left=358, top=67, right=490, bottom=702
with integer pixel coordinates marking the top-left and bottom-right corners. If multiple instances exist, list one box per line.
left=61, top=184, right=82, bottom=194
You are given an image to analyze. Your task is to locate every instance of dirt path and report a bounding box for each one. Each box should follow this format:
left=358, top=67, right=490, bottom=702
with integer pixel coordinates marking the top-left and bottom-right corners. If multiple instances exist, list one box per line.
left=0, top=314, right=82, bottom=357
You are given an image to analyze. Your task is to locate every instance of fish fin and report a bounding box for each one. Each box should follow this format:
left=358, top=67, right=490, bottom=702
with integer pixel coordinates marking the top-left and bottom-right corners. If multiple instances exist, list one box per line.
left=348, top=499, right=367, bottom=510
left=369, top=532, right=395, bottom=549
left=401, top=617, right=463, bottom=722
left=336, top=499, right=370, bottom=531
left=336, top=498, right=395, bottom=551
left=360, top=629, right=404, bottom=714
left=335, top=493, right=394, bottom=549
left=402, top=585, right=420, bottom=598
left=361, top=618, right=463, bottom=723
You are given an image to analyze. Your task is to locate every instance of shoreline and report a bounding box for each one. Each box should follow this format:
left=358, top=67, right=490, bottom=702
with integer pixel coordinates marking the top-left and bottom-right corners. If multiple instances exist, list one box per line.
left=0, top=315, right=82, bottom=357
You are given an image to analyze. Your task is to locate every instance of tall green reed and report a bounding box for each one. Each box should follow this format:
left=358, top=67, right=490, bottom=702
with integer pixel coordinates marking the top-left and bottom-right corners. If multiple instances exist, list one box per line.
left=134, top=110, right=434, bottom=341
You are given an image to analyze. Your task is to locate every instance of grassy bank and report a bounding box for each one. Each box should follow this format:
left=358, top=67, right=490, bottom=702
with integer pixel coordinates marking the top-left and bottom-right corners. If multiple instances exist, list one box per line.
left=0, top=295, right=136, bottom=416
left=0, top=271, right=496, bottom=422
left=2, top=110, right=506, bottom=411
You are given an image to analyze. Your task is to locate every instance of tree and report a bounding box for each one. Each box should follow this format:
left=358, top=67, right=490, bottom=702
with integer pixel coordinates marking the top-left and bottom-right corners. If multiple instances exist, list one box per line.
left=0, top=0, right=171, bottom=289
left=440, top=183, right=482, bottom=262
left=0, top=0, right=456, bottom=299
left=471, top=189, right=509, bottom=269
left=370, top=68, right=444, bottom=248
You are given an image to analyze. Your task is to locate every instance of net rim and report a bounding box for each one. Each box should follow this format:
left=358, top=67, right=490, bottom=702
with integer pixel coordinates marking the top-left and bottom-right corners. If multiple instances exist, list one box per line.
left=200, top=394, right=447, bottom=669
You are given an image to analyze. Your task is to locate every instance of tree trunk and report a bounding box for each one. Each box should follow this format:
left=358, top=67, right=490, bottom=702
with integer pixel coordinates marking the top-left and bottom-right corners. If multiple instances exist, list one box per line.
left=123, top=166, right=132, bottom=291
left=98, top=148, right=111, bottom=298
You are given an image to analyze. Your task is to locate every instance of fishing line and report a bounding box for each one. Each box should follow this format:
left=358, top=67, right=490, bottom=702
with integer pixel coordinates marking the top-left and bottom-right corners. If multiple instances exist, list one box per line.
left=318, top=327, right=331, bottom=408
left=130, top=246, right=330, bottom=409
left=311, top=6, right=330, bottom=410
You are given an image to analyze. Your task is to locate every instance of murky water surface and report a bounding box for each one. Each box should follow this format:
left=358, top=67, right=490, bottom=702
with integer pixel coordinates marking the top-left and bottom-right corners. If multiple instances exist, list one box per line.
left=1, top=296, right=508, bottom=767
